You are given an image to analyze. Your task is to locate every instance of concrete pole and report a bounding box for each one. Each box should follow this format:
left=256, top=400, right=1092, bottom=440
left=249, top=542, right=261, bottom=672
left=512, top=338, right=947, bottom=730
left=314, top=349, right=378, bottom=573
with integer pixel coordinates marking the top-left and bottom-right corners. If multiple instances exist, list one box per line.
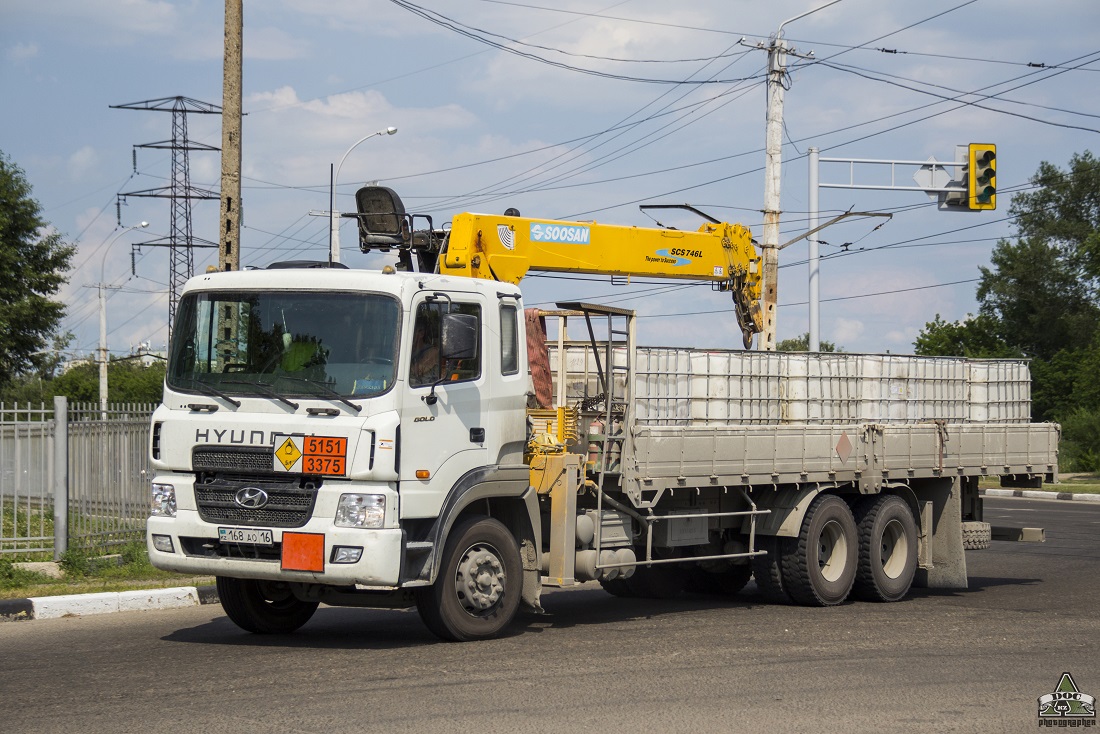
left=98, top=282, right=108, bottom=420
left=96, top=222, right=147, bottom=418
left=759, top=37, right=787, bottom=352
left=52, top=395, right=68, bottom=561
left=808, top=147, right=820, bottom=352
left=218, top=0, right=243, bottom=272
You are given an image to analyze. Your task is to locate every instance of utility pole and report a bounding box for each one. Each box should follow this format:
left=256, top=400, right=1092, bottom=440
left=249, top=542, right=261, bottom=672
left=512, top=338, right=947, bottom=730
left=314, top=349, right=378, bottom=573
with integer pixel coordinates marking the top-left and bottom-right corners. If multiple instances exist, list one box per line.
left=808, top=147, right=820, bottom=352
left=759, top=36, right=788, bottom=352
left=92, top=222, right=149, bottom=418
left=747, top=0, right=841, bottom=351
left=219, top=0, right=243, bottom=272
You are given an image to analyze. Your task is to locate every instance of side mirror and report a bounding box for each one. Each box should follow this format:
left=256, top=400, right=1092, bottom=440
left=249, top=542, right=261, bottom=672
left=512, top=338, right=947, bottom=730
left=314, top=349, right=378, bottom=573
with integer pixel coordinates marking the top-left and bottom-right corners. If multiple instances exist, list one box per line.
left=441, top=313, right=477, bottom=360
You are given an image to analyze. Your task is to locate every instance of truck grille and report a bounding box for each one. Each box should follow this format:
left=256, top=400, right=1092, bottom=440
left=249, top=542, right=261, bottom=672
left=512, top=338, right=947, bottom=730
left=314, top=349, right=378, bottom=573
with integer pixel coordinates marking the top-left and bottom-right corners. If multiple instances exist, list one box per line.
left=192, top=446, right=274, bottom=473
left=194, top=478, right=318, bottom=528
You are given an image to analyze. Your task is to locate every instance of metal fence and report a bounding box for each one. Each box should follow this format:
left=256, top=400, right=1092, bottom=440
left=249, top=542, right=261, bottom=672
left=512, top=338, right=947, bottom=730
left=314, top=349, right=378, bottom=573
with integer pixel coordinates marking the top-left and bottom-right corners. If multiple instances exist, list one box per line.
left=0, top=398, right=156, bottom=559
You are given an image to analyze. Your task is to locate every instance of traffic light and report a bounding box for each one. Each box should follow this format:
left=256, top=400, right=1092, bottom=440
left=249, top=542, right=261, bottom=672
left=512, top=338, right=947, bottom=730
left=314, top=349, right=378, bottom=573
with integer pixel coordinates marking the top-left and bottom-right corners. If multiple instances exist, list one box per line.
left=968, top=143, right=996, bottom=210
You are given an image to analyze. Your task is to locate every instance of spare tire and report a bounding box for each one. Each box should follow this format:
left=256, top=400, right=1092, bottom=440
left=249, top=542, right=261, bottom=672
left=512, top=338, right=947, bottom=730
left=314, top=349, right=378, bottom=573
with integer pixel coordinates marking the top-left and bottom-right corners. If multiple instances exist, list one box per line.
left=962, top=521, right=992, bottom=550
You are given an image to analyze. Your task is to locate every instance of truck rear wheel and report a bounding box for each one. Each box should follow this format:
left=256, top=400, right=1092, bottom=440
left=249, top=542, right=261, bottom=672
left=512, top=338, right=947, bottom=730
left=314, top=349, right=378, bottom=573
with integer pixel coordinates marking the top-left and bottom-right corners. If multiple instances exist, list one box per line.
left=415, top=516, right=521, bottom=642
left=215, top=577, right=319, bottom=634
left=852, top=495, right=918, bottom=602
left=780, top=495, right=858, bottom=606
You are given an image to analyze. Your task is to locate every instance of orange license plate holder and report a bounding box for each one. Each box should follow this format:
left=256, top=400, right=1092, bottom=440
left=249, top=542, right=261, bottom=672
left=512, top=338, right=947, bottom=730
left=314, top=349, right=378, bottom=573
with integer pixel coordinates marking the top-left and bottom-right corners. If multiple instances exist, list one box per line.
left=281, top=532, right=325, bottom=572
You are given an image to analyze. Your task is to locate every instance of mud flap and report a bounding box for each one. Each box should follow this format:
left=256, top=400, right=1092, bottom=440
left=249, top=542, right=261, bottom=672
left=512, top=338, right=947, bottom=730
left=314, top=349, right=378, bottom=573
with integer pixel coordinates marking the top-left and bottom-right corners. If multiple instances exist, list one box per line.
left=913, top=477, right=968, bottom=589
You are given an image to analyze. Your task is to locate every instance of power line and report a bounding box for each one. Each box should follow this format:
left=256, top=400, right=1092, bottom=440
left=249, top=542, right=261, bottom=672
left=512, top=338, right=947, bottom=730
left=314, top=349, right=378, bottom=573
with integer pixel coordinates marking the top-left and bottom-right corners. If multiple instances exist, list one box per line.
left=388, top=0, right=767, bottom=85
left=817, top=58, right=1100, bottom=134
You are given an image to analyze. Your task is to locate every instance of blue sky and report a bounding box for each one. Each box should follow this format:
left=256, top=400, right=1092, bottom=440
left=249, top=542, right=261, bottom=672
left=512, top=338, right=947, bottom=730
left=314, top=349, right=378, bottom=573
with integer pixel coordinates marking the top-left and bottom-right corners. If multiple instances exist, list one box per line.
left=2, top=0, right=1098, bottom=359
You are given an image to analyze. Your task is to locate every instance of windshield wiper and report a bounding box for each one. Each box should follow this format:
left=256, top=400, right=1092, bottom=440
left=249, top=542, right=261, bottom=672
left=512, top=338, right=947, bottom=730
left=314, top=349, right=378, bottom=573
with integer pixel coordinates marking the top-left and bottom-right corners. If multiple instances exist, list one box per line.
left=223, top=380, right=300, bottom=410
left=184, top=380, right=241, bottom=408
left=277, top=376, right=363, bottom=413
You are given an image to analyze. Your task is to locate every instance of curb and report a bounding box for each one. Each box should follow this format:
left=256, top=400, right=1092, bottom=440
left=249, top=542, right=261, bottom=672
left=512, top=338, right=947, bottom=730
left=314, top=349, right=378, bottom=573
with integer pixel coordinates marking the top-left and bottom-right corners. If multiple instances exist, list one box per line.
left=980, top=488, right=1100, bottom=503
left=0, top=585, right=219, bottom=623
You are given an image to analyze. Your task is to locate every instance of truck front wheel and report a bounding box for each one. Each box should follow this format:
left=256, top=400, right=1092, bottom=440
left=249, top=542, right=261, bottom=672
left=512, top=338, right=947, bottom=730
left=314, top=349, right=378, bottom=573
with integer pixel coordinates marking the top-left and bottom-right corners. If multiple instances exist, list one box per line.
left=416, top=516, right=521, bottom=642
left=215, top=577, right=319, bottom=634
left=780, top=494, right=858, bottom=606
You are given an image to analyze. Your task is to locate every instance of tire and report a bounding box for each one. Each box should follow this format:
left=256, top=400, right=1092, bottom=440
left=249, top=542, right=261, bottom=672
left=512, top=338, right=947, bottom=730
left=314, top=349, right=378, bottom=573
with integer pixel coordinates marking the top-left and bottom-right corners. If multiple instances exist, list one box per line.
left=415, top=516, right=522, bottom=642
left=215, top=576, right=319, bottom=634
left=962, top=521, right=992, bottom=550
left=851, top=495, right=918, bottom=602
left=686, top=563, right=752, bottom=596
left=780, top=495, right=858, bottom=606
left=751, top=535, right=791, bottom=603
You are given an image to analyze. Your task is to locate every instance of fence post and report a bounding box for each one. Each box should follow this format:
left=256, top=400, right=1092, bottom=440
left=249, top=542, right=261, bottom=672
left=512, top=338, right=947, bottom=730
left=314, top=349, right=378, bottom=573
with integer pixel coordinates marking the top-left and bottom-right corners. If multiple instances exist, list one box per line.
left=53, top=395, right=68, bottom=561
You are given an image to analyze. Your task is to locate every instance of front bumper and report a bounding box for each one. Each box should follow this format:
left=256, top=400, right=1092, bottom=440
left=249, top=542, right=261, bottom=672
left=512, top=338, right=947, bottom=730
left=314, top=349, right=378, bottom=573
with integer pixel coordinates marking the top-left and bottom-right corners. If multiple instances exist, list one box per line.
left=147, top=511, right=404, bottom=587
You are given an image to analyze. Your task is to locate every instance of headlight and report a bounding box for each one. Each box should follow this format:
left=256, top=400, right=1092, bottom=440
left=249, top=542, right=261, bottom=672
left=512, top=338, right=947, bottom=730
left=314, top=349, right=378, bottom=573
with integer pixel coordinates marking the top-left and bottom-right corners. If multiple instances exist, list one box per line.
left=151, top=483, right=177, bottom=517
left=335, top=493, right=385, bottom=528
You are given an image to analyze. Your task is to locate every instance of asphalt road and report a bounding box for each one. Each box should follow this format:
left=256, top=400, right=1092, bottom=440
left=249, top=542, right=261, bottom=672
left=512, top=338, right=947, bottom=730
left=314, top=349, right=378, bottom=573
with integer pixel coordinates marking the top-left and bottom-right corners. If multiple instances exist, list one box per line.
left=2, top=496, right=1097, bottom=734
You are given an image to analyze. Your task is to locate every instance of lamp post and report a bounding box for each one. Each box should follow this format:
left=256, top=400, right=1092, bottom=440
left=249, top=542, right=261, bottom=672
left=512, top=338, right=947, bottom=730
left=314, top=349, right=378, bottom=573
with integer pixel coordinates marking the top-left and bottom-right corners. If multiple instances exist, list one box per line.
left=98, top=222, right=149, bottom=418
left=330, top=126, right=397, bottom=264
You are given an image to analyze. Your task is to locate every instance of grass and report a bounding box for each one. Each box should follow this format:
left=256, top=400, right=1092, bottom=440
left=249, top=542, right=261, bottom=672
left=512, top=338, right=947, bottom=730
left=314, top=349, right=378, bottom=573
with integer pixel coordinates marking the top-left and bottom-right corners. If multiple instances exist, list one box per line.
left=0, top=540, right=213, bottom=600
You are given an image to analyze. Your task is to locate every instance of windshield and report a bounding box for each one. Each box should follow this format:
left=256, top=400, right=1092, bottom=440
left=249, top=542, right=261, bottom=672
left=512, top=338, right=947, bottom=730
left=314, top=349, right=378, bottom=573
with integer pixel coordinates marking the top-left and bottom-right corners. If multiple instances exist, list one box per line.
left=168, top=290, right=400, bottom=400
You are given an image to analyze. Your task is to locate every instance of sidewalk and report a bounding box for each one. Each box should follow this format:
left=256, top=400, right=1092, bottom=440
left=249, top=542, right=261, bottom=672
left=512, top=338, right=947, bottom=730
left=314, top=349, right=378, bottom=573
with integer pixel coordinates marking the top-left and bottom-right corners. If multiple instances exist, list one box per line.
left=979, top=487, right=1100, bottom=503
left=0, top=584, right=219, bottom=622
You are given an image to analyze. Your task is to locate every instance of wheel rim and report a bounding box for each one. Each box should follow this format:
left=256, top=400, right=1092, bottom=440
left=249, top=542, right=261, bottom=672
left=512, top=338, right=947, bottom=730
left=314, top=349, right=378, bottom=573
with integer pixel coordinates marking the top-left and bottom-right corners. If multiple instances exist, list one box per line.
left=454, top=541, right=507, bottom=616
left=818, top=519, right=850, bottom=582
left=879, top=518, right=908, bottom=579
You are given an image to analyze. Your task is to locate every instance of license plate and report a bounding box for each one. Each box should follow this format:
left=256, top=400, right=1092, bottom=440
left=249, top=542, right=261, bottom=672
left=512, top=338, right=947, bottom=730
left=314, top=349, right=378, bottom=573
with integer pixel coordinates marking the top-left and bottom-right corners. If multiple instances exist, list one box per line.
left=218, top=527, right=274, bottom=546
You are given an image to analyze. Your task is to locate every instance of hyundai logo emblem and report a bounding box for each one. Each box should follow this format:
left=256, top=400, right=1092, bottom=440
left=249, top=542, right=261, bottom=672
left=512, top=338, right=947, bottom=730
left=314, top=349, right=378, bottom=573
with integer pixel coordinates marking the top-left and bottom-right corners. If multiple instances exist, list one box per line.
left=234, top=487, right=269, bottom=509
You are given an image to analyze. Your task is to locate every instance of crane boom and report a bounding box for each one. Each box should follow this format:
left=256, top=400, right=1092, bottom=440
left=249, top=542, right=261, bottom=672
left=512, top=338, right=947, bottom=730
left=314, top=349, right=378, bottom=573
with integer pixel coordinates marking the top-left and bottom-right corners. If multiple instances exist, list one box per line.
left=353, top=186, right=764, bottom=347
left=444, top=213, right=762, bottom=347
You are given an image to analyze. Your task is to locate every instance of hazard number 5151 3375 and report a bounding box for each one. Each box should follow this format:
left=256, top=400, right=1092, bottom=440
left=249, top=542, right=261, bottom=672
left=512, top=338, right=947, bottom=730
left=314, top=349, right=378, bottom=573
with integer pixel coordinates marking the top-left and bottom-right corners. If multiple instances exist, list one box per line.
left=273, top=434, right=348, bottom=476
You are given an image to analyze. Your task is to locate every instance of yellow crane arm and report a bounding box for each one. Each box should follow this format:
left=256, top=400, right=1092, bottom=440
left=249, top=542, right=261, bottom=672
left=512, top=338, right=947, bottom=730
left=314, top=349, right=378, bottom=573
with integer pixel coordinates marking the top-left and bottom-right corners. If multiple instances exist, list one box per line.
left=440, top=212, right=764, bottom=347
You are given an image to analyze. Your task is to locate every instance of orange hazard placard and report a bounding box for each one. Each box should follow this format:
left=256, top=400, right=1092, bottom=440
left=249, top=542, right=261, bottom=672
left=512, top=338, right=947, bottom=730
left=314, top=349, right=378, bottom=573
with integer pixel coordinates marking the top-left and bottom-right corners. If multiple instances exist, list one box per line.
left=281, top=532, right=325, bottom=572
left=273, top=434, right=348, bottom=476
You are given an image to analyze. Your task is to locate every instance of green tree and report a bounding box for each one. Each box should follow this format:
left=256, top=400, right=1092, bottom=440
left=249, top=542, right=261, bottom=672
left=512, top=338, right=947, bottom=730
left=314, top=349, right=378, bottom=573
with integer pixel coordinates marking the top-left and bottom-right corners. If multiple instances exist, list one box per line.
left=776, top=332, right=840, bottom=352
left=1010, top=150, right=1100, bottom=280
left=0, top=152, right=75, bottom=386
left=0, top=358, right=166, bottom=406
left=50, top=359, right=166, bottom=404
left=913, top=151, right=1100, bottom=468
left=914, top=313, right=1017, bottom=358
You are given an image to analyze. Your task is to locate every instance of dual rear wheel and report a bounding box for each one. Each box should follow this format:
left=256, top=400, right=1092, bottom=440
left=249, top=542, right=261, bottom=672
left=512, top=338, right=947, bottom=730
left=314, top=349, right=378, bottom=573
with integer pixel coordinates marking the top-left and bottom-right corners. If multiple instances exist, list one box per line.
left=775, top=493, right=917, bottom=606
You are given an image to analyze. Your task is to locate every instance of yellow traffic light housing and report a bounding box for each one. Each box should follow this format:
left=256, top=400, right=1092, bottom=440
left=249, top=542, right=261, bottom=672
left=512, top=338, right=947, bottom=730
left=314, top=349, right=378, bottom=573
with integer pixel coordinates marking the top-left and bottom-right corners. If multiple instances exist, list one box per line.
left=968, top=143, right=996, bottom=210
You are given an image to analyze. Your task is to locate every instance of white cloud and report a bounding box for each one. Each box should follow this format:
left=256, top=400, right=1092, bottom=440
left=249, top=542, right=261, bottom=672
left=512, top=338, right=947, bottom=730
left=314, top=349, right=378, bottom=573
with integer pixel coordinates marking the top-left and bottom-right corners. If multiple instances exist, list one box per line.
left=67, top=146, right=101, bottom=180
left=5, top=42, right=39, bottom=63
left=832, top=317, right=865, bottom=347
left=12, top=0, right=178, bottom=39
left=246, top=26, right=311, bottom=61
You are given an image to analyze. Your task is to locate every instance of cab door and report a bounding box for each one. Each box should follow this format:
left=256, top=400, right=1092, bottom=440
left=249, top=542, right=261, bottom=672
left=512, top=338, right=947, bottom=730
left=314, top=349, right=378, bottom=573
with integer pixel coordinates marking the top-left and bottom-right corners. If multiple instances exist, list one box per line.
left=397, top=291, right=489, bottom=519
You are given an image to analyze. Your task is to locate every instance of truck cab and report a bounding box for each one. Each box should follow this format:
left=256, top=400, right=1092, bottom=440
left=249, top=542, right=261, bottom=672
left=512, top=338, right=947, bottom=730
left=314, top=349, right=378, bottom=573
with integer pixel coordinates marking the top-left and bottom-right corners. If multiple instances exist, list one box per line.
left=147, top=265, right=539, bottom=639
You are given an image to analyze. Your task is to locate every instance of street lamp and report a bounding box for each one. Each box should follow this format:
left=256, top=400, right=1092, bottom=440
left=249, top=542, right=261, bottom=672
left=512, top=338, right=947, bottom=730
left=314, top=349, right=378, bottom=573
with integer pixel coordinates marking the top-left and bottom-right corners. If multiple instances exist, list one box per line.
left=98, top=222, right=149, bottom=418
left=330, top=126, right=397, bottom=263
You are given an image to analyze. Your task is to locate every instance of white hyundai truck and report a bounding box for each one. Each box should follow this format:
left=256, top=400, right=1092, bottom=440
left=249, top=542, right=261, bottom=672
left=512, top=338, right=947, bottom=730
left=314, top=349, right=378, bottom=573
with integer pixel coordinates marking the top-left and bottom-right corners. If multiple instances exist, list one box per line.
left=146, top=187, right=1056, bottom=641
